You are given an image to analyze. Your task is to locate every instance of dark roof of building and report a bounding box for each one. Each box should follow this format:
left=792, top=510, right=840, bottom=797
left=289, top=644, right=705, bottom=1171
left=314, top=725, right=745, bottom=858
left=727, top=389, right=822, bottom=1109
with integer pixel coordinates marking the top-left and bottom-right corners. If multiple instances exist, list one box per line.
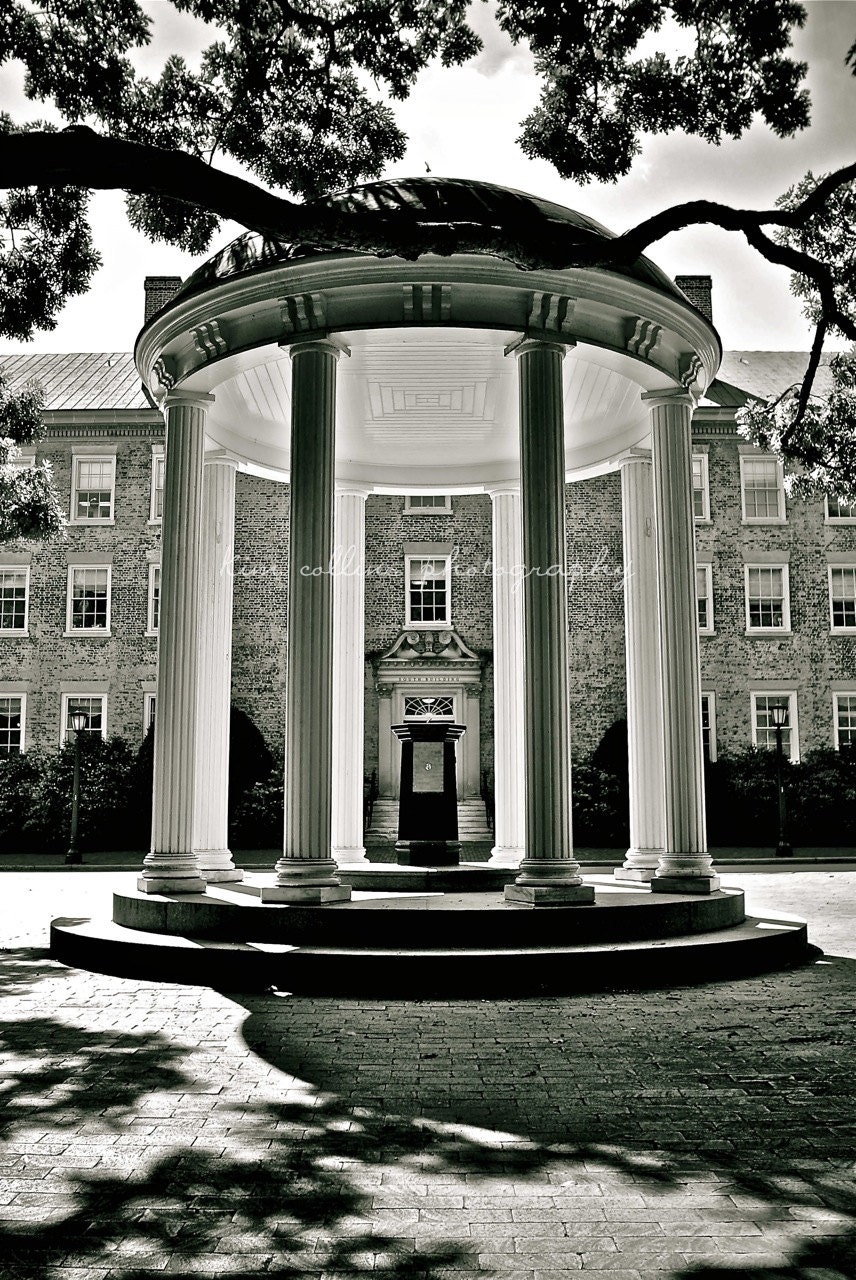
left=0, top=352, right=151, bottom=411
left=171, top=176, right=688, bottom=308
left=706, top=351, right=836, bottom=407
left=1, top=348, right=830, bottom=413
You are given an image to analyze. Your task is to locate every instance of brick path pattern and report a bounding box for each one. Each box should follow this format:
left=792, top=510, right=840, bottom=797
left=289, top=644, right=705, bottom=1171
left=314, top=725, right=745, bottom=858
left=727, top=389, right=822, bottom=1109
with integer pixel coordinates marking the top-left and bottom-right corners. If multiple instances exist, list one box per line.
left=0, top=871, right=855, bottom=1279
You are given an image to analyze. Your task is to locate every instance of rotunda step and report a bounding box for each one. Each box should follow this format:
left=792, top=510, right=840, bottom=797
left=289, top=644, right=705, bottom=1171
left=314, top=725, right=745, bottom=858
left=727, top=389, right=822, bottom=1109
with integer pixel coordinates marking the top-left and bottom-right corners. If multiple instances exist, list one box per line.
left=50, top=912, right=812, bottom=996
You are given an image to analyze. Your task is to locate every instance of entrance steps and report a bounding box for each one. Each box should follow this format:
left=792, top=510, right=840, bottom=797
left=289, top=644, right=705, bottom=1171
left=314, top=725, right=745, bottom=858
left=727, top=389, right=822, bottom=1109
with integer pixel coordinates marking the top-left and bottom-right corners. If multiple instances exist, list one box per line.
left=366, top=798, right=493, bottom=843
left=50, top=874, right=813, bottom=997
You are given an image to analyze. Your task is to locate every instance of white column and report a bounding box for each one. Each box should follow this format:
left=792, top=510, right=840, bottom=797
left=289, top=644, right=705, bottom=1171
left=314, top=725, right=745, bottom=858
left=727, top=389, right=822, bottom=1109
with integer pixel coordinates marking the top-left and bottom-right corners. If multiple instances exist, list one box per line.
left=262, top=339, right=351, bottom=903
left=487, top=483, right=525, bottom=865
left=615, top=451, right=665, bottom=882
left=139, top=391, right=209, bottom=894
left=332, top=483, right=370, bottom=863
left=505, top=340, right=594, bottom=906
left=646, top=390, right=719, bottom=893
left=194, top=452, right=242, bottom=883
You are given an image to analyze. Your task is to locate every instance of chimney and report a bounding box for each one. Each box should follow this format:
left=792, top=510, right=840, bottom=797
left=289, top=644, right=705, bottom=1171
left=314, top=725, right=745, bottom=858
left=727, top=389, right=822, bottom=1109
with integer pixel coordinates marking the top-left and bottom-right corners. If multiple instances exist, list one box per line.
left=674, top=274, right=712, bottom=323
left=144, top=276, right=182, bottom=324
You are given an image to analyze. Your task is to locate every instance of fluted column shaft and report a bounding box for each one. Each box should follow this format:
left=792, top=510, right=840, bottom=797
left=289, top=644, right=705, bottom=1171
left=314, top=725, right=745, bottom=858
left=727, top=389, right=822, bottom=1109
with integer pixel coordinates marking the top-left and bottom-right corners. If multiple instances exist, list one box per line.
left=488, top=484, right=525, bottom=865
left=139, top=392, right=209, bottom=894
left=332, top=484, right=370, bottom=863
left=263, top=340, right=351, bottom=903
left=647, top=391, right=718, bottom=893
left=194, top=453, right=242, bottom=882
left=505, top=341, right=593, bottom=905
left=616, top=452, right=665, bottom=881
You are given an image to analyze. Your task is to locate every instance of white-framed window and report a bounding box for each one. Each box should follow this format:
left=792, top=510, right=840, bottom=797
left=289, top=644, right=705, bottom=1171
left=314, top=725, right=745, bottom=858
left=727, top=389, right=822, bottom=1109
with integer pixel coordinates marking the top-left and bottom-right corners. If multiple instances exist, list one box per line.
left=0, top=694, right=26, bottom=753
left=692, top=454, right=710, bottom=522
left=146, top=564, right=161, bottom=636
left=0, top=566, right=30, bottom=635
left=66, top=566, right=111, bottom=635
left=700, top=691, right=717, bottom=762
left=143, top=692, right=157, bottom=737
left=405, top=494, right=452, bottom=513
left=825, top=495, right=856, bottom=523
left=744, top=565, right=790, bottom=634
left=405, top=554, right=451, bottom=626
left=740, top=456, right=785, bottom=523
left=61, top=693, right=106, bottom=743
left=150, top=448, right=165, bottom=523
left=71, top=453, right=115, bottom=523
left=833, top=693, right=856, bottom=751
left=829, top=566, right=856, bottom=633
left=751, top=691, right=799, bottom=762
left=696, top=564, right=714, bottom=634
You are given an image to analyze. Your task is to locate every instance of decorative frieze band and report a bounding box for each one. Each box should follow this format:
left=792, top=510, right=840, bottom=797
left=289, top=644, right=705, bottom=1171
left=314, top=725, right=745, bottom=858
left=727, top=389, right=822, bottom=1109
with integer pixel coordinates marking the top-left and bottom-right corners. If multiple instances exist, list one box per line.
left=679, top=352, right=704, bottom=391
left=402, top=283, right=452, bottom=323
left=152, top=356, right=177, bottom=392
left=528, top=291, right=575, bottom=335
left=624, top=316, right=662, bottom=359
left=281, top=292, right=327, bottom=334
left=191, top=320, right=227, bottom=361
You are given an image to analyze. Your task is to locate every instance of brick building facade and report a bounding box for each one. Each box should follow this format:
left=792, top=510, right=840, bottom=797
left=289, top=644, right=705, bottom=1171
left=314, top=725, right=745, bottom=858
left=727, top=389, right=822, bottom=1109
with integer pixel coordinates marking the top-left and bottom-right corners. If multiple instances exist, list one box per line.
left=2, top=343, right=856, bottom=778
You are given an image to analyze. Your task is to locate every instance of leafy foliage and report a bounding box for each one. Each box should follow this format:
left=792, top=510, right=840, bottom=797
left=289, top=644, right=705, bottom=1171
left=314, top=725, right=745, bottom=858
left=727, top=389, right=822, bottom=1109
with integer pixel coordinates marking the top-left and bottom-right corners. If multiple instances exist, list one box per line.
left=737, top=170, right=856, bottom=499
left=0, top=368, right=64, bottom=542
left=0, top=0, right=827, bottom=341
left=499, top=0, right=810, bottom=182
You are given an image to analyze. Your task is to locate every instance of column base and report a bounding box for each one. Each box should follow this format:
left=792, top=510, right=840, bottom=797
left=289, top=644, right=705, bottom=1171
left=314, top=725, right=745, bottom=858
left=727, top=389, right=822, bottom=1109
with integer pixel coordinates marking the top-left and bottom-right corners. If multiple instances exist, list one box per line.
left=332, top=846, right=369, bottom=864
left=136, top=876, right=207, bottom=895
left=505, top=883, right=595, bottom=907
left=259, top=883, right=352, bottom=904
left=196, top=849, right=244, bottom=883
left=614, top=866, right=657, bottom=883
left=488, top=845, right=524, bottom=866
left=651, top=874, right=721, bottom=895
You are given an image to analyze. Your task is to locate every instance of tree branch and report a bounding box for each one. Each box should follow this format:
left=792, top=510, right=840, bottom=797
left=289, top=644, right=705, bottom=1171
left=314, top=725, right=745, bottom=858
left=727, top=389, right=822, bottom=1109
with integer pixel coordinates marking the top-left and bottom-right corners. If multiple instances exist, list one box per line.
left=3, top=128, right=856, bottom=332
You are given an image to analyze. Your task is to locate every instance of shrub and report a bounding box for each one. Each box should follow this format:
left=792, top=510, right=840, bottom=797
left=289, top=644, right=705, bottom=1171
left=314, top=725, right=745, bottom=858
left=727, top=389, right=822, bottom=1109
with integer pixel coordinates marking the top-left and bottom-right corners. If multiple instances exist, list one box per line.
left=230, top=769, right=283, bottom=848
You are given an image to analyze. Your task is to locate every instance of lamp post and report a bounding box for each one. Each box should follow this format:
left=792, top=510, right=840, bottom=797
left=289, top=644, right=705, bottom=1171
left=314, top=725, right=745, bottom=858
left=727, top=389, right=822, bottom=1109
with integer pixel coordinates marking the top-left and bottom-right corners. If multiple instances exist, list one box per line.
left=770, top=702, right=793, bottom=858
left=65, top=710, right=88, bottom=866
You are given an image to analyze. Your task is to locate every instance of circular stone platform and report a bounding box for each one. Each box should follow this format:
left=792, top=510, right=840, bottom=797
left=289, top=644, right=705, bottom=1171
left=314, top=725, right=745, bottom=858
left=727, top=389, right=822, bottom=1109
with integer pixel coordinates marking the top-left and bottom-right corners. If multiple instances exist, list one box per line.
left=50, top=875, right=812, bottom=997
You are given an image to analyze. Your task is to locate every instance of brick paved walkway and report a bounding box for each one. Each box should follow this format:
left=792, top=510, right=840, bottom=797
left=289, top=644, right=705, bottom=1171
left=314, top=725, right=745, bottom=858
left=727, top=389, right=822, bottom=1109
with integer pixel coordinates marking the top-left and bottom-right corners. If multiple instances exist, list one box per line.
left=1, top=871, right=855, bottom=1279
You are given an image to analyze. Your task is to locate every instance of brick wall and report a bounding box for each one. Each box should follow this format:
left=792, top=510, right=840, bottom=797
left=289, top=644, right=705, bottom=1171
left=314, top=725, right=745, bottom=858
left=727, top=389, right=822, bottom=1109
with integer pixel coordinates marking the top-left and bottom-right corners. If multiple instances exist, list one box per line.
left=0, top=425, right=162, bottom=747
left=5, top=417, right=856, bottom=770
left=696, top=428, right=856, bottom=756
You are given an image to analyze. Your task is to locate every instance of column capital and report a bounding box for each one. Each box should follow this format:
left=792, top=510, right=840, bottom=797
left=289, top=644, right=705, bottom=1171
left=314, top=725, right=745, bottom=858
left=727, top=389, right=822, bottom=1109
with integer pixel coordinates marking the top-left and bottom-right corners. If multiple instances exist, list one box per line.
left=616, top=447, right=653, bottom=469
left=335, top=482, right=372, bottom=500
left=163, top=390, right=215, bottom=412
left=504, top=336, right=574, bottom=359
left=641, top=387, right=695, bottom=412
left=486, top=480, right=521, bottom=499
left=284, top=336, right=350, bottom=360
left=203, top=449, right=240, bottom=471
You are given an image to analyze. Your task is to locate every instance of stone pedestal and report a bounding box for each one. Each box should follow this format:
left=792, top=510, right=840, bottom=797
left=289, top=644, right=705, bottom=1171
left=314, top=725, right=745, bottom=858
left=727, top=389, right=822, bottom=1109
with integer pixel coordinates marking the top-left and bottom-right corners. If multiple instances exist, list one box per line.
left=615, top=452, right=665, bottom=884
left=262, top=340, right=351, bottom=904
left=392, top=722, right=466, bottom=866
left=139, top=392, right=210, bottom=894
left=194, top=453, right=242, bottom=883
left=505, top=340, right=594, bottom=907
left=332, top=485, right=370, bottom=863
left=487, top=484, right=525, bottom=866
left=646, top=390, right=719, bottom=894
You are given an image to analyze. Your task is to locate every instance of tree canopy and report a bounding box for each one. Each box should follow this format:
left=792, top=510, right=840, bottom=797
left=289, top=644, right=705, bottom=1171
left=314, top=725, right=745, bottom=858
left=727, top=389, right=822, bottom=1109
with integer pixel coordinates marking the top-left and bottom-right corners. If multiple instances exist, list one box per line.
left=1, top=0, right=855, bottom=538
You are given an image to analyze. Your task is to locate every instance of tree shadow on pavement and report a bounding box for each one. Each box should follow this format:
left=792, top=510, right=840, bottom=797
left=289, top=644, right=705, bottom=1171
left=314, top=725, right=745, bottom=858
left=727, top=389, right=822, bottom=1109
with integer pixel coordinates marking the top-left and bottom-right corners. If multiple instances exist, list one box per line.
left=0, top=949, right=854, bottom=1278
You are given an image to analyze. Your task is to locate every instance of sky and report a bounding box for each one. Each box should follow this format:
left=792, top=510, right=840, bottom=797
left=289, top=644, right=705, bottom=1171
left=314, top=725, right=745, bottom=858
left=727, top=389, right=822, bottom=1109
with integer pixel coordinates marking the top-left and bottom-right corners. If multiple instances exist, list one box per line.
left=1, top=0, right=854, bottom=354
